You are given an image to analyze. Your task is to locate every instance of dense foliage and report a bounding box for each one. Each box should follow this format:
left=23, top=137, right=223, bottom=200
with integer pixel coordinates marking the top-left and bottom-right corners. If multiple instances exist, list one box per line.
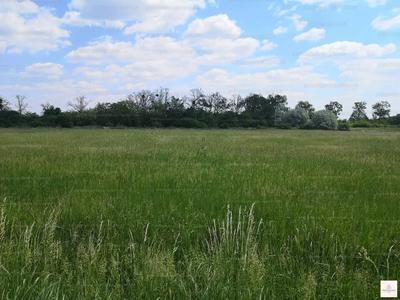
left=0, top=91, right=398, bottom=130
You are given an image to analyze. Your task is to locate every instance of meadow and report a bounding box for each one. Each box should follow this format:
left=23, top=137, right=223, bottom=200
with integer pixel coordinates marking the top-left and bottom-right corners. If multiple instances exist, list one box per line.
left=0, top=128, right=399, bottom=299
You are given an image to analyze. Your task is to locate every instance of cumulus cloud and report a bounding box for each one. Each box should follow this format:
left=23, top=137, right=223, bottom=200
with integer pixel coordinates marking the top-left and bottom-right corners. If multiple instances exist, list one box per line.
left=261, top=40, right=278, bottom=50
left=66, top=0, right=206, bottom=33
left=273, top=26, right=289, bottom=35
left=365, top=0, right=387, bottom=7
left=293, top=28, right=325, bottom=41
left=372, top=14, right=400, bottom=30
left=298, top=41, right=397, bottom=64
left=0, top=5, right=70, bottom=53
left=183, top=14, right=241, bottom=39
left=289, top=14, right=308, bottom=31
left=25, top=63, right=64, bottom=75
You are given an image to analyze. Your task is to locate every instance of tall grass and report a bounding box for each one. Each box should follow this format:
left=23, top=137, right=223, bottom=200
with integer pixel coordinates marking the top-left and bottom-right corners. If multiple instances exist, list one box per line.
left=0, top=128, right=399, bottom=299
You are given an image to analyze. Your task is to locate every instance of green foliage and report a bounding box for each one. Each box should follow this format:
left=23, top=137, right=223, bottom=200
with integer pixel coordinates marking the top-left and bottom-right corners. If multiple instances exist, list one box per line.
left=277, top=123, right=292, bottom=129
left=352, top=119, right=371, bottom=128
left=281, top=108, right=310, bottom=127
left=372, top=101, right=391, bottom=120
left=310, top=110, right=338, bottom=130
left=0, top=110, right=21, bottom=127
left=177, top=118, right=207, bottom=128
left=324, top=101, right=343, bottom=118
left=295, top=101, right=315, bottom=119
left=151, top=121, right=163, bottom=128
left=338, top=122, right=351, bottom=131
left=350, top=102, right=368, bottom=122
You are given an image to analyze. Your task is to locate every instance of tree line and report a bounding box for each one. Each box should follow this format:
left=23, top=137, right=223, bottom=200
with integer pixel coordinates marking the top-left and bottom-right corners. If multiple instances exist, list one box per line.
left=0, top=88, right=399, bottom=130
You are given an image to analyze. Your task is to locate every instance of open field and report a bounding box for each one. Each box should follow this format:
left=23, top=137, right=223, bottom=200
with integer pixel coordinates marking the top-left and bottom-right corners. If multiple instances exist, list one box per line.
left=1, top=128, right=400, bottom=299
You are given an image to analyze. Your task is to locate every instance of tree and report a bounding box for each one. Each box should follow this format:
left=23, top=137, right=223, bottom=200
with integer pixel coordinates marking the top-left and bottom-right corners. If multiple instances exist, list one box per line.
left=295, top=101, right=315, bottom=118
left=282, top=108, right=310, bottom=127
left=372, top=101, right=390, bottom=121
left=41, top=102, right=61, bottom=116
left=229, top=94, right=244, bottom=114
left=324, top=101, right=343, bottom=118
left=15, top=95, right=28, bottom=115
left=67, top=96, right=91, bottom=113
left=349, top=102, right=368, bottom=122
left=189, top=88, right=206, bottom=109
left=243, top=94, right=271, bottom=123
left=201, top=92, right=230, bottom=115
left=0, top=96, right=11, bottom=111
left=270, top=94, right=288, bottom=126
left=310, top=110, right=337, bottom=130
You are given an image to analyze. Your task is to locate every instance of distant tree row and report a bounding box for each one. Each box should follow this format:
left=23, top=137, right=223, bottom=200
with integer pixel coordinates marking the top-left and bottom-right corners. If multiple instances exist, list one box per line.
left=0, top=88, right=399, bottom=130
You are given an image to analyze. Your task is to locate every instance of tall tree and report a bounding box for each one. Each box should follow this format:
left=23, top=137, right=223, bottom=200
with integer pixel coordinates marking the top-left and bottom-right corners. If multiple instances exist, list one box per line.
left=229, top=94, right=244, bottom=114
left=244, top=94, right=271, bottom=122
left=295, top=101, right=315, bottom=118
left=324, top=101, right=343, bottom=118
left=189, top=88, right=206, bottom=109
left=0, top=96, right=11, bottom=111
left=201, top=92, right=230, bottom=115
left=372, top=101, right=390, bottom=121
left=349, top=101, right=368, bottom=122
left=67, top=96, right=91, bottom=113
left=15, top=95, right=28, bottom=115
left=41, top=102, right=61, bottom=116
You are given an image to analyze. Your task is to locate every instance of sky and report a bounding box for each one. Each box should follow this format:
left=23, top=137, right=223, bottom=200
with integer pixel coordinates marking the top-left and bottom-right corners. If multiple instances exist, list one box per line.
left=0, top=0, right=399, bottom=119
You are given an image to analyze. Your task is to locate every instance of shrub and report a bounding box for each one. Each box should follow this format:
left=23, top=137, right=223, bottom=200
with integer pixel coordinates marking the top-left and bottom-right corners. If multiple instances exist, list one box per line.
left=241, top=119, right=261, bottom=128
left=310, top=110, right=337, bottom=130
left=338, top=122, right=350, bottom=131
left=352, top=120, right=370, bottom=128
left=30, top=121, right=42, bottom=127
left=277, top=123, right=292, bottom=129
left=178, top=118, right=207, bottom=128
left=151, top=121, right=163, bottom=128
left=281, top=108, right=309, bottom=127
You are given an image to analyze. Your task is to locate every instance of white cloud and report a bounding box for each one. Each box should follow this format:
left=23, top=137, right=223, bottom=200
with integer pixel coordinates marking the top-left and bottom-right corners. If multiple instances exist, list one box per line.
left=25, top=63, right=64, bottom=75
left=231, top=56, right=285, bottom=69
left=275, top=5, right=297, bottom=16
left=365, top=0, right=387, bottom=7
left=289, top=14, right=308, bottom=31
left=298, top=41, right=397, bottom=64
left=0, top=6, right=70, bottom=54
left=293, top=28, right=325, bottom=41
left=372, top=14, right=400, bottom=30
left=183, top=14, right=241, bottom=39
left=273, top=26, right=289, bottom=35
left=66, top=0, right=206, bottom=33
left=183, top=15, right=260, bottom=65
left=261, top=40, right=278, bottom=50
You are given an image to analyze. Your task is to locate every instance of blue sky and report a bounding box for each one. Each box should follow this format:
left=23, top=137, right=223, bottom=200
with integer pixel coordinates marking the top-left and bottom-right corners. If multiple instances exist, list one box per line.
left=1, top=0, right=399, bottom=118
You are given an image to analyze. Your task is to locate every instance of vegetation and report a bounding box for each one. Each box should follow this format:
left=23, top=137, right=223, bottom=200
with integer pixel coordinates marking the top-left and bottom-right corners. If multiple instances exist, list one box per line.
left=0, top=128, right=399, bottom=299
left=310, top=110, right=338, bottom=130
left=1, top=91, right=399, bottom=131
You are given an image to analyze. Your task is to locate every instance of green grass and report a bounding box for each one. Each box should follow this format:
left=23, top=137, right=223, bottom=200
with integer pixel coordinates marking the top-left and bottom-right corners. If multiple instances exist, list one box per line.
left=1, top=128, right=399, bottom=299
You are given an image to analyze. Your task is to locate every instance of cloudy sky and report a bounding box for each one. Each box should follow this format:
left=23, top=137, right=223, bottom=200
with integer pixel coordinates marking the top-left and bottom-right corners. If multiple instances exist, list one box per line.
left=0, top=0, right=399, bottom=118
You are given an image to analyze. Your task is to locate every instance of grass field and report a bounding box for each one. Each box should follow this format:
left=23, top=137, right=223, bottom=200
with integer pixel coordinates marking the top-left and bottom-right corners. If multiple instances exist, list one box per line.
left=1, top=128, right=399, bottom=299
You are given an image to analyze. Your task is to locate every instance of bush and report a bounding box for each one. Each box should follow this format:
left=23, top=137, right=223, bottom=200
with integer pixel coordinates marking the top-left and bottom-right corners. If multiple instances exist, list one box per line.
left=30, top=121, right=42, bottom=127
left=338, top=122, right=351, bottom=131
left=218, top=123, right=229, bottom=129
left=352, top=120, right=370, bottom=128
left=277, top=123, right=291, bottom=129
left=241, top=119, right=261, bottom=128
left=310, top=110, right=337, bottom=130
left=178, top=118, right=207, bottom=128
left=281, top=108, right=309, bottom=127
left=151, top=121, right=163, bottom=128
